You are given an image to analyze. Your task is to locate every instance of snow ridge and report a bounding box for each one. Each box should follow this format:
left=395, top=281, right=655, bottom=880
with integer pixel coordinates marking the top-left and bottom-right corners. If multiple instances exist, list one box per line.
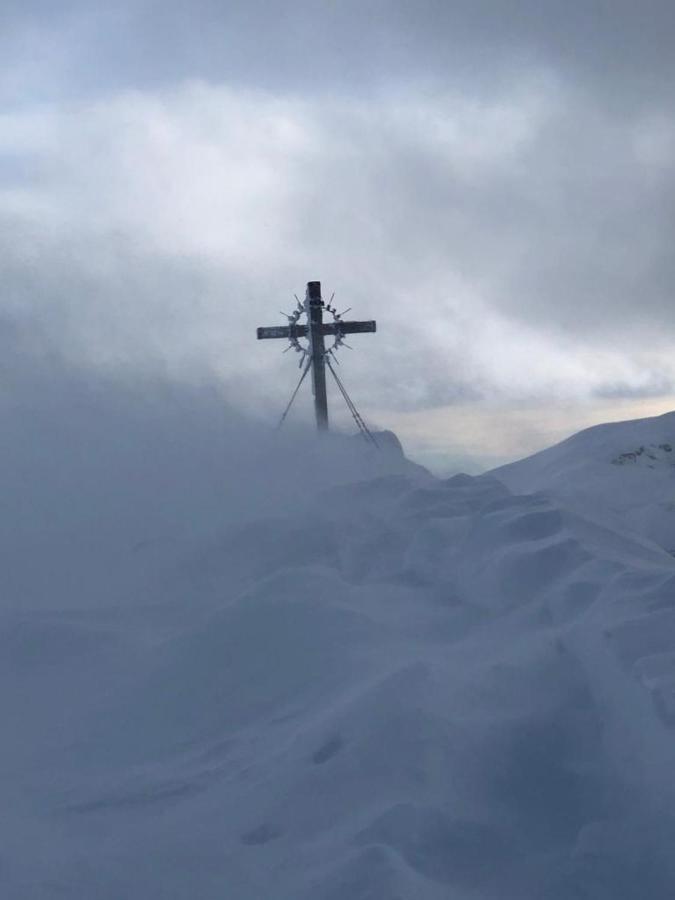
left=4, top=410, right=675, bottom=898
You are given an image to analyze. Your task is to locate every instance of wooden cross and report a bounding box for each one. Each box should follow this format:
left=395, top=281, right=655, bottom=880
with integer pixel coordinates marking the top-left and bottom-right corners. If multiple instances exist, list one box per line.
left=257, top=281, right=376, bottom=431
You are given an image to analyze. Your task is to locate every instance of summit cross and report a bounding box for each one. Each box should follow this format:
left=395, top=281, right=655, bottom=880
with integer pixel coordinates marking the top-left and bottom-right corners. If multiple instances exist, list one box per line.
left=256, top=281, right=376, bottom=431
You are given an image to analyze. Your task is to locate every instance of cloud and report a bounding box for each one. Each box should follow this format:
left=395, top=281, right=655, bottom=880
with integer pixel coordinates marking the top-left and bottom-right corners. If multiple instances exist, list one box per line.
left=0, top=2, right=674, bottom=466
left=1, top=78, right=673, bottom=416
left=6, top=1, right=675, bottom=105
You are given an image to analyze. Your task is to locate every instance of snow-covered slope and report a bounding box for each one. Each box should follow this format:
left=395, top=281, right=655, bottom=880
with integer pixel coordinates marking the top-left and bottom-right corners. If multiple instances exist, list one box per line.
left=492, top=409, right=675, bottom=553
left=4, top=388, right=675, bottom=899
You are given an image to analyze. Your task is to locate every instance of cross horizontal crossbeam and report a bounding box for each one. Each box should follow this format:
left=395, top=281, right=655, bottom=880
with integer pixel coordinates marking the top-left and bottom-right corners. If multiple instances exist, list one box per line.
left=257, top=320, right=377, bottom=341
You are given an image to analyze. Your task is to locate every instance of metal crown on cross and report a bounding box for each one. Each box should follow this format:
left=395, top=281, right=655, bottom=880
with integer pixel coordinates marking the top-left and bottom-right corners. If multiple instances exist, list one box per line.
left=257, top=281, right=376, bottom=433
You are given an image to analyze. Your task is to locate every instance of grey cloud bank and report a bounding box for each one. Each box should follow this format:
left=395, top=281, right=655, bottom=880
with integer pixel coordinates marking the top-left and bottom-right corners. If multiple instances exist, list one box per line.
left=1, top=1, right=674, bottom=466
left=6, top=1, right=674, bottom=102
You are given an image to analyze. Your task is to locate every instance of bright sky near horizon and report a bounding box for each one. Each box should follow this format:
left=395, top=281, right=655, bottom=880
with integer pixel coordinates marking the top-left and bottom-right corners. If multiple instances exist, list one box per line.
left=2, top=1, right=675, bottom=470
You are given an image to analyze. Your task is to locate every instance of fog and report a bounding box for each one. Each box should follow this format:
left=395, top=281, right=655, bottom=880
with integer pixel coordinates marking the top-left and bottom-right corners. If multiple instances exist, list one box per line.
left=0, top=334, right=417, bottom=610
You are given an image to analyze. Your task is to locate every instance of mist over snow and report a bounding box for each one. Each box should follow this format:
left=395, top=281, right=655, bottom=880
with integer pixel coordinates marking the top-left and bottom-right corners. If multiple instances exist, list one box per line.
left=3, top=347, right=675, bottom=897
left=0, top=347, right=418, bottom=610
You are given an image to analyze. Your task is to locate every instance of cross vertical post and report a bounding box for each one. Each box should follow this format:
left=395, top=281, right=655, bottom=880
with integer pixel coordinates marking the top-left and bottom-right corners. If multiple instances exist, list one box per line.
left=306, top=281, right=329, bottom=431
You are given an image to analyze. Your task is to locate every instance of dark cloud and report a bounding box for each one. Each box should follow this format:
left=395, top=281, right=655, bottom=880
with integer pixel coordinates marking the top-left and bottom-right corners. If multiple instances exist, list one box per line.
left=5, top=1, right=675, bottom=103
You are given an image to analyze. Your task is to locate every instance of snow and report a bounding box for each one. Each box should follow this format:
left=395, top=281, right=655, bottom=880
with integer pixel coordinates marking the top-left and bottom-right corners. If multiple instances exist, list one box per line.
left=493, top=409, right=675, bottom=553
left=4, top=386, right=675, bottom=898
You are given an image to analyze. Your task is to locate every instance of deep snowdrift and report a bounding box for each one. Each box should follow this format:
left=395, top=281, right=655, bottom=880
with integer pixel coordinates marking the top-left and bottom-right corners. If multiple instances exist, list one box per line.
left=4, top=387, right=675, bottom=899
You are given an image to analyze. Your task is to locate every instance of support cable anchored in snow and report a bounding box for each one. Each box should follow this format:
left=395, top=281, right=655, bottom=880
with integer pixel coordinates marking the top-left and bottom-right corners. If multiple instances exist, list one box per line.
left=325, top=356, right=379, bottom=449
left=276, top=357, right=312, bottom=430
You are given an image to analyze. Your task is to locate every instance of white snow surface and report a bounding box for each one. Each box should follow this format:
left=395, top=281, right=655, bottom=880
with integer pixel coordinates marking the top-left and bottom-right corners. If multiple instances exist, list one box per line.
left=5, top=391, right=675, bottom=899
left=494, top=409, right=675, bottom=553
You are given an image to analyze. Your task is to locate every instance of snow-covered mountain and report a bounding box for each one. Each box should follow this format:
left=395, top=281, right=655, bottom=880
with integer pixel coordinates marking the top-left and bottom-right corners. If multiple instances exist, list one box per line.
left=493, top=409, right=675, bottom=553
left=4, top=393, right=675, bottom=899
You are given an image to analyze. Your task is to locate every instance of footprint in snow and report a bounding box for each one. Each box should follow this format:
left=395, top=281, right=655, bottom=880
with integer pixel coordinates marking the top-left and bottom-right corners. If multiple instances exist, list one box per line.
left=312, top=734, right=344, bottom=765
left=240, top=823, right=282, bottom=845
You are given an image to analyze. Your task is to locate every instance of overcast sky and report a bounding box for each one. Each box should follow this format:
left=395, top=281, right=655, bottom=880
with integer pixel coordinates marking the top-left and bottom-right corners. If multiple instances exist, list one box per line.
left=2, top=0, right=674, bottom=470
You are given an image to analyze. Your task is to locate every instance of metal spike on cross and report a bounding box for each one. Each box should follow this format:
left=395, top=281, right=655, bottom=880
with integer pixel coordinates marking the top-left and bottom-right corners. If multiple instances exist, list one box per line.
left=257, top=281, right=376, bottom=431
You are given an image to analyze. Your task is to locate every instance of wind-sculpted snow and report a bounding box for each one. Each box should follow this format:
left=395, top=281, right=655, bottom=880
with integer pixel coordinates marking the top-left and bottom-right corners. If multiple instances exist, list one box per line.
left=493, top=409, right=675, bottom=554
left=3, top=387, right=675, bottom=897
